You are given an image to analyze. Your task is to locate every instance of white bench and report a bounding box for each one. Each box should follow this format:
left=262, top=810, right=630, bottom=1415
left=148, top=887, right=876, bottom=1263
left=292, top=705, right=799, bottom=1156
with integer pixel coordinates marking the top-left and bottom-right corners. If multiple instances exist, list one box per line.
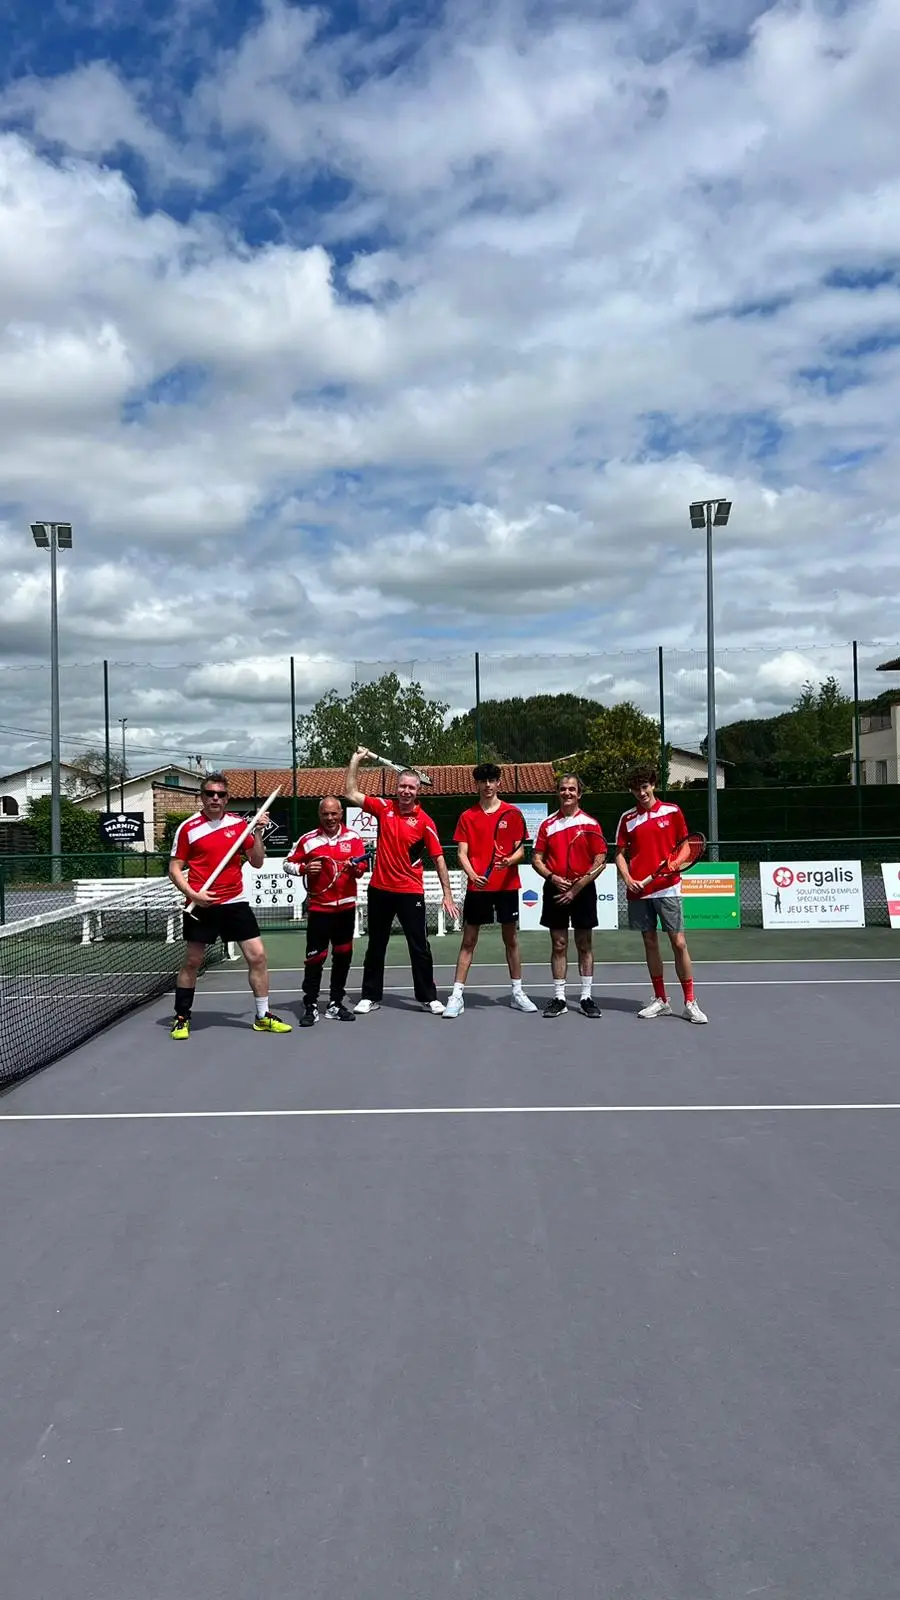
left=73, top=878, right=183, bottom=946
left=352, top=870, right=465, bottom=938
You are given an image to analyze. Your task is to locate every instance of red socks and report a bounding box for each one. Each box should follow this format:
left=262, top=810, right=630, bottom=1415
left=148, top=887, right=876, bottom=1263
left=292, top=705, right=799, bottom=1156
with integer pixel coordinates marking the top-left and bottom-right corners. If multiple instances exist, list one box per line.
left=652, top=974, right=667, bottom=1001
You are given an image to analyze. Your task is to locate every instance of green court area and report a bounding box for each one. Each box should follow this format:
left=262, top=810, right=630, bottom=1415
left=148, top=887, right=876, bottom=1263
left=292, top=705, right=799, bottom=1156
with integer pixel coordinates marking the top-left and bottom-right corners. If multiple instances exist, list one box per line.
left=259, top=924, right=900, bottom=968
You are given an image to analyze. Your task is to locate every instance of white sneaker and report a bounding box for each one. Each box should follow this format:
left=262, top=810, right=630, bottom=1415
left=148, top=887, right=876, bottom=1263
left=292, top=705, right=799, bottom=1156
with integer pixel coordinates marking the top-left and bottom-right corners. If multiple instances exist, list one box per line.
left=443, top=993, right=465, bottom=1019
left=510, top=991, right=538, bottom=1012
left=683, top=1000, right=708, bottom=1025
left=354, top=998, right=381, bottom=1015
left=637, top=998, right=672, bottom=1019
left=423, top=999, right=445, bottom=1015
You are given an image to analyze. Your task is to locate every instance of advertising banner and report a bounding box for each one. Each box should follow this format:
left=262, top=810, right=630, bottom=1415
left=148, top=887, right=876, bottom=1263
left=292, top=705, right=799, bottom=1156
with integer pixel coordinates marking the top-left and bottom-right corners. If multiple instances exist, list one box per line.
left=518, top=866, right=618, bottom=932
left=760, top=861, right=865, bottom=929
left=879, top=863, right=900, bottom=929
left=681, top=862, right=741, bottom=929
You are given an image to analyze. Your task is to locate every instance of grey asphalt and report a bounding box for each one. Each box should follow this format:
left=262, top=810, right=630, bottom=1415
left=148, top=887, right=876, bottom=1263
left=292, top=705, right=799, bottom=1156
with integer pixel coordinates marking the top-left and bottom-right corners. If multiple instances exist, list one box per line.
left=2, top=958, right=900, bottom=1599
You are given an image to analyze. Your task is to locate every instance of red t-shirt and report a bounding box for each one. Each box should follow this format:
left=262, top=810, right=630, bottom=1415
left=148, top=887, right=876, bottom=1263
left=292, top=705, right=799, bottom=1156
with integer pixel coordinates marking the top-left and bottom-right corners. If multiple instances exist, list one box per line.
left=362, top=795, right=442, bottom=894
left=286, top=825, right=367, bottom=913
left=170, top=811, right=254, bottom=904
left=453, top=802, right=526, bottom=892
left=616, top=800, right=686, bottom=898
left=534, top=808, right=606, bottom=880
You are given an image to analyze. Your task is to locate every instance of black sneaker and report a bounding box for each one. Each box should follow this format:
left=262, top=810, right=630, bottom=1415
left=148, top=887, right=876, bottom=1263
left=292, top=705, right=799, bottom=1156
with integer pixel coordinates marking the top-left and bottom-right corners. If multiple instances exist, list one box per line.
left=579, top=997, right=602, bottom=1018
left=299, top=1003, right=319, bottom=1028
left=325, top=1002, right=355, bottom=1022
left=542, top=997, right=568, bottom=1019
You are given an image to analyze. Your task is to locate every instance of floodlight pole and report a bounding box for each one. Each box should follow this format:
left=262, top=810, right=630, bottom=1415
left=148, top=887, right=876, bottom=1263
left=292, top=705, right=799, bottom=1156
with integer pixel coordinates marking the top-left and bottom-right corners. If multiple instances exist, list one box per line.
left=49, top=526, right=61, bottom=873
left=704, top=503, right=719, bottom=862
left=689, top=499, right=731, bottom=862
left=31, top=521, right=72, bottom=883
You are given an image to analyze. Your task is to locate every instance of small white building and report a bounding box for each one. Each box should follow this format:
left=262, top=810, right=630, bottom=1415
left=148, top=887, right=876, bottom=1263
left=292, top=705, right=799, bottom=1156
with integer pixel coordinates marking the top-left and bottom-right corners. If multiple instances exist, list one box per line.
left=76, top=765, right=201, bottom=846
left=668, top=746, right=725, bottom=789
left=0, top=759, right=90, bottom=816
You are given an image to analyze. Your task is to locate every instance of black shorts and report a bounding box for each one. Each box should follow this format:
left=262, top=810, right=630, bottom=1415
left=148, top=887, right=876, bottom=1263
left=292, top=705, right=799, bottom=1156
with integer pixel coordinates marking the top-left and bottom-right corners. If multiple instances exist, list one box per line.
left=182, top=900, right=261, bottom=946
left=306, top=907, right=356, bottom=953
left=540, top=882, right=598, bottom=931
left=462, top=888, right=520, bottom=927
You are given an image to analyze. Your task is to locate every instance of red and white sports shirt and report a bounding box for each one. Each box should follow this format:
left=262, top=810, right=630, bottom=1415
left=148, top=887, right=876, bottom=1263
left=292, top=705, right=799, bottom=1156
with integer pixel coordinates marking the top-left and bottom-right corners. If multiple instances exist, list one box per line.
left=534, top=808, right=606, bottom=879
left=285, top=826, right=367, bottom=913
left=453, top=802, right=527, bottom=892
left=361, top=795, right=442, bottom=894
left=616, top=800, right=686, bottom=898
left=170, top=811, right=255, bottom=904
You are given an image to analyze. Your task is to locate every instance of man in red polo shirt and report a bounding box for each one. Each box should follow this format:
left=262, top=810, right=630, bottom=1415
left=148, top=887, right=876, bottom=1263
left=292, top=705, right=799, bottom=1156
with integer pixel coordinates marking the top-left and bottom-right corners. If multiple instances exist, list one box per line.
left=284, top=795, right=368, bottom=1026
left=344, top=746, right=458, bottom=1015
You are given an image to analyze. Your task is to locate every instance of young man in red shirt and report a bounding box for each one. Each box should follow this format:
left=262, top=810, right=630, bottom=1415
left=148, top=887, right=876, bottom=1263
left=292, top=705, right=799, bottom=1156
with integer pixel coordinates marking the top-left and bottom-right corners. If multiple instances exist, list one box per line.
left=532, top=774, right=607, bottom=1018
left=284, top=795, right=368, bottom=1026
left=344, top=747, right=459, bottom=1015
left=168, top=772, right=292, bottom=1039
left=615, top=765, right=707, bottom=1023
left=444, top=762, right=537, bottom=1018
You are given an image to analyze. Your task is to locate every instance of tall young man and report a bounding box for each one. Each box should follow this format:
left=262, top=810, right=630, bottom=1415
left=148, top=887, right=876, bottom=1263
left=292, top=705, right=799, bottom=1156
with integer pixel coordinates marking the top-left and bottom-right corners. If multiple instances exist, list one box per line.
left=615, top=766, right=707, bottom=1024
left=532, top=774, right=607, bottom=1019
left=444, top=762, right=537, bottom=1018
left=285, top=796, right=367, bottom=1026
left=344, top=747, right=459, bottom=1015
left=168, top=773, right=292, bottom=1039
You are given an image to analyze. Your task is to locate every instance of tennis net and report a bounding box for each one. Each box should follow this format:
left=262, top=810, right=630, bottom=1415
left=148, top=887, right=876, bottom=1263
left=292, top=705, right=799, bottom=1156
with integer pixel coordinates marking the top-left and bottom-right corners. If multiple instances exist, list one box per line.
left=0, top=881, right=229, bottom=1091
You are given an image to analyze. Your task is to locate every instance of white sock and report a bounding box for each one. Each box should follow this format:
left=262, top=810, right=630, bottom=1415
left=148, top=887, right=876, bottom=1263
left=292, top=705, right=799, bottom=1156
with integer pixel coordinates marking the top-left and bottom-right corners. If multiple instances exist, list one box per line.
left=554, top=979, right=566, bottom=1001
left=511, top=978, right=523, bottom=995
left=581, top=977, right=592, bottom=1000
left=451, top=981, right=464, bottom=999
left=255, top=995, right=268, bottom=1019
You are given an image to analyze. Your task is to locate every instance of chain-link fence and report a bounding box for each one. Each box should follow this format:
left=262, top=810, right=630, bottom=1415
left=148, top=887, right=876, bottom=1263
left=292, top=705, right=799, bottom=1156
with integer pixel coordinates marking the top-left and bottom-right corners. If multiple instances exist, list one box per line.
left=1, top=641, right=898, bottom=781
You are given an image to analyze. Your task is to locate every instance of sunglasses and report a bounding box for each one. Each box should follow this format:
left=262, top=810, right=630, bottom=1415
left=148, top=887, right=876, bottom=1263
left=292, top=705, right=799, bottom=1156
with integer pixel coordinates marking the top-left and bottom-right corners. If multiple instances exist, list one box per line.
left=202, top=790, right=228, bottom=800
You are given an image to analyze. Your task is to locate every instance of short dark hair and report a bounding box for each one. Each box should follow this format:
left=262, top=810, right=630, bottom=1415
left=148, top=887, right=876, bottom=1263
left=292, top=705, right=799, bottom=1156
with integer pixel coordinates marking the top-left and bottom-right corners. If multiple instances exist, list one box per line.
left=201, top=771, right=228, bottom=794
left=473, top=762, right=502, bottom=783
left=627, top=766, right=657, bottom=790
left=397, top=769, right=420, bottom=784
left=557, top=772, right=584, bottom=794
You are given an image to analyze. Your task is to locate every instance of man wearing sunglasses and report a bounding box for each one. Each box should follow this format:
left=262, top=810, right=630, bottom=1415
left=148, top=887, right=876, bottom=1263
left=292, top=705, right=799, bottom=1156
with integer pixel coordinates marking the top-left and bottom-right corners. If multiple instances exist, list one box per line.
left=168, top=773, right=292, bottom=1039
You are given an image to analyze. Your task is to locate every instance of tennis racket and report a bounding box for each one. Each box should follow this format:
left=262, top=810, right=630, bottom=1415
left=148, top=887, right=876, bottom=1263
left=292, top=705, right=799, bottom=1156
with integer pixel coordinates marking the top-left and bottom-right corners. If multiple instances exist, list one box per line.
left=184, top=785, right=282, bottom=920
left=306, top=852, right=368, bottom=894
left=634, top=831, right=706, bottom=890
left=366, top=750, right=433, bottom=787
left=485, top=808, right=527, bottom=878
left=556, top=825, right=605, bottom=899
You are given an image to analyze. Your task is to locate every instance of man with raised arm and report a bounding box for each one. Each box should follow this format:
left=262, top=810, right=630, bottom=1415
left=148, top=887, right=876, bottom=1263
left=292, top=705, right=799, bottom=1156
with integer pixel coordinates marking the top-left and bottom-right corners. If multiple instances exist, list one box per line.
left=344, top=747, right=458, bottom=1016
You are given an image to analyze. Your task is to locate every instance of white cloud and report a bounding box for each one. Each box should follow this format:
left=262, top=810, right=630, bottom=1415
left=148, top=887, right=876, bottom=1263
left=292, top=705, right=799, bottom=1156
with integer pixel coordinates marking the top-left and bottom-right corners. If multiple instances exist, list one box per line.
left=1, top=0, right=900, bottom=778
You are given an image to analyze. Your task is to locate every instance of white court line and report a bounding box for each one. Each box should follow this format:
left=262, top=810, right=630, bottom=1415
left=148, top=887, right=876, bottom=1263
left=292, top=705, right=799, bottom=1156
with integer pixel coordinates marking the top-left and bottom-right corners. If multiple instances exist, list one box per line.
left=6, top=976, right=900, bottom=1001
left=2, top=1104, right=900, bottom=1123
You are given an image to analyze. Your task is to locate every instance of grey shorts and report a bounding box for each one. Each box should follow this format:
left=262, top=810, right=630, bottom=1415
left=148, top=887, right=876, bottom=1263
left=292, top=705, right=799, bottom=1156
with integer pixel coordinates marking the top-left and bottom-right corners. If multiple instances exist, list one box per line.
left=627, top=894, right=684, bottom=934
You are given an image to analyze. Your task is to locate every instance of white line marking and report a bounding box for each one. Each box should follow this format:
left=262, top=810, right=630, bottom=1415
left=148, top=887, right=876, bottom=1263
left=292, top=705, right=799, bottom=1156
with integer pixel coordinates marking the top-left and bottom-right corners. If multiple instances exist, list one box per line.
left=10, top=976, right=899, bottom=1001
left=2, top=1104, right=900, bottom=1123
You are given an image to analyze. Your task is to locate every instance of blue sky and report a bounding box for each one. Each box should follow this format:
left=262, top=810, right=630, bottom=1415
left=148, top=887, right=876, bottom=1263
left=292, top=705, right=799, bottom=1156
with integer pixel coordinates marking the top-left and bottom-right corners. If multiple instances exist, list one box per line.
left=2, top=0, right=900, bottom=771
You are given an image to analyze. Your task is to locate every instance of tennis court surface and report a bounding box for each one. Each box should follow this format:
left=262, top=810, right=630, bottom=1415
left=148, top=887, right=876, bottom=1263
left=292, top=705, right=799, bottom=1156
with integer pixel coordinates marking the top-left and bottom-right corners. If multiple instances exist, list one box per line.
left=3, top=943, right=900, bottom=1598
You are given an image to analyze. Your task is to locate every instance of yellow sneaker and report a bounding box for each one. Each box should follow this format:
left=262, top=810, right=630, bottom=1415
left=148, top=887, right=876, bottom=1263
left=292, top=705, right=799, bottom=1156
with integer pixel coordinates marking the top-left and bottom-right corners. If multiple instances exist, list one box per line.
left=170, top=1015, right=191, bottom=1041
left=252, top=1011, right=292, bottom=1033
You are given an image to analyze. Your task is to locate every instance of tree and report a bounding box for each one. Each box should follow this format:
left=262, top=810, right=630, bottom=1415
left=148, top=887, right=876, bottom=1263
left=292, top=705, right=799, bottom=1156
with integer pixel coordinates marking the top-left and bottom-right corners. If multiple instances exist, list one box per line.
left=295, top=673, right=453, bottom=767
left=25, top=794, right=118, bottom=857
left=446, top=694, right=599, bottom=763
left=714, top=676, right=852, bottom=786
left=560, top=701, right=661, bottom=791
left=770, top=676, right=852, bottom=784
left=64, top=747, right=128, bottom=798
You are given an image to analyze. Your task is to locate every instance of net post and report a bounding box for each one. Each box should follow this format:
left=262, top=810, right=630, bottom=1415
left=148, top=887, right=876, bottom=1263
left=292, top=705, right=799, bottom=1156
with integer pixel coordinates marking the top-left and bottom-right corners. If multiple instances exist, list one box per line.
left=852, top=640, right=862, bottom=835
left=474, top=652, right=482, bottom=762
